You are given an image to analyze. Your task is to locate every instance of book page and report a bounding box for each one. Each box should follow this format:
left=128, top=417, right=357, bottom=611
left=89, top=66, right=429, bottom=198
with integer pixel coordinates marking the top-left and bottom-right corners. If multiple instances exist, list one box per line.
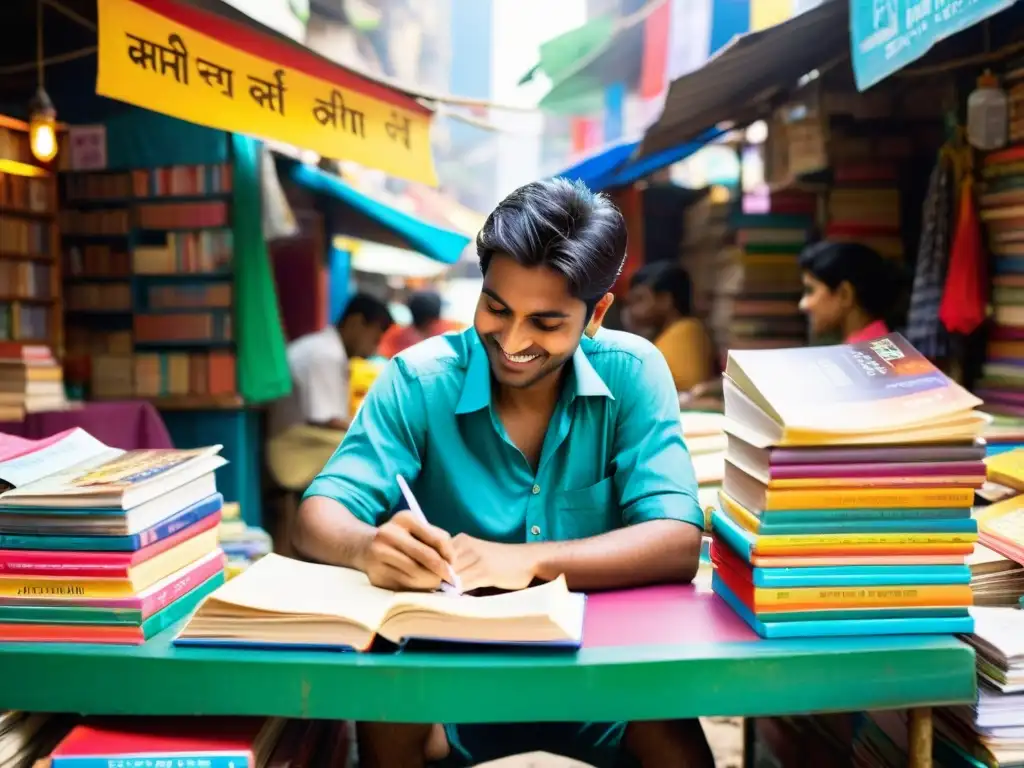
left=0, top=429, right=115, bottom=490
left=203, top=554, right=394, bottom=632
left=389, top=575, right=575, bottom=626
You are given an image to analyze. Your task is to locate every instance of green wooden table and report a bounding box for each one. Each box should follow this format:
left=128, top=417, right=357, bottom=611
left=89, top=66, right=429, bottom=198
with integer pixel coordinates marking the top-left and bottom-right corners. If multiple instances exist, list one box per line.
left=0, top=584, right=975, bottom=766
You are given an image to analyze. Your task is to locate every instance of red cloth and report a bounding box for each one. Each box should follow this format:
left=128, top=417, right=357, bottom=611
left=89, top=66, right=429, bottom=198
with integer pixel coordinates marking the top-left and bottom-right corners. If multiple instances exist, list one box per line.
left=0, top=401, right=173, bottom=450
left=846, top=319, right=890, bottom=344
left=377, top=319, right=463, bottom=358
left=639, top=1, right=672, bottom=99
left=939, top=178, right=987, bottom=335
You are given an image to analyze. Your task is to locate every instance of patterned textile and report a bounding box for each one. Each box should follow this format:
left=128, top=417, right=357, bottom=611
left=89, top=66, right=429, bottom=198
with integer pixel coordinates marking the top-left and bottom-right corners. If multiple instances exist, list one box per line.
left=905, top=157, right=953, bottom=359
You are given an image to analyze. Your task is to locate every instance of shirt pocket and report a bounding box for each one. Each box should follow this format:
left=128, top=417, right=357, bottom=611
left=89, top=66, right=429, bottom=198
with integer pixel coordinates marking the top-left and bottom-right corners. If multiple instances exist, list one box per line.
left=554, top=476, right=617, bottom=540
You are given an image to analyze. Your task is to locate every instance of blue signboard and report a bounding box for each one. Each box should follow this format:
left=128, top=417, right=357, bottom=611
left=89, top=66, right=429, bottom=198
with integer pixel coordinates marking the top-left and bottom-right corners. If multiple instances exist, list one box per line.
left=850, top=0, right=1018, bottom=91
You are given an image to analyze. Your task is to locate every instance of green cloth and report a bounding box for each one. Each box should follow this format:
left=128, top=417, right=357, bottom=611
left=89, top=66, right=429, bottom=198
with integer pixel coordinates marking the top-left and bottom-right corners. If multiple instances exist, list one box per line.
left=232, top=134, right=292, bottom=403
left=524, top=16, right=617, bottom=116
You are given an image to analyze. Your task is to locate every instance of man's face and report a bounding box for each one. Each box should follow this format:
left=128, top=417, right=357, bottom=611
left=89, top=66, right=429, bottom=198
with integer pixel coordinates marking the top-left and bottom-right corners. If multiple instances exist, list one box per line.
left=473, top=254, right=589, bottom=390
left=624, top=283, right=660, bottom=339
left=347, top=316, right=385, bottom=359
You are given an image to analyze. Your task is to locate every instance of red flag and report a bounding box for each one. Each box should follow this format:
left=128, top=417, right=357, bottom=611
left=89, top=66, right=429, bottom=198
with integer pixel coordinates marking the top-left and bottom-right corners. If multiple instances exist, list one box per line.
left=639, top=1, right=672, bottom=100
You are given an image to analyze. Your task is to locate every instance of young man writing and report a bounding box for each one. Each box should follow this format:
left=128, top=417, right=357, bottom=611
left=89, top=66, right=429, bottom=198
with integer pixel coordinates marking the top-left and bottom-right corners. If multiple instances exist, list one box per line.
left=294, top=179, right=710, bottom=768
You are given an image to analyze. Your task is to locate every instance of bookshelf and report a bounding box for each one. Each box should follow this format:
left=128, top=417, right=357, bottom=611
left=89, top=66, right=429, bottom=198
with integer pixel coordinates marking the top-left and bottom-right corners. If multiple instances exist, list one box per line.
left=0, top=115, right=62, bottom=354
left=60, top=161, right=239, bottom=408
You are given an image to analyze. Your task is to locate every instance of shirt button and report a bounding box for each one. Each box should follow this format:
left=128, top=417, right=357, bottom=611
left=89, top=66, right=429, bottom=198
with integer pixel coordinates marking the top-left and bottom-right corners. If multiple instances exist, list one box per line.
left=530, top=525, right=541, bottom=536
left=531, top=484, right=541, bottom=495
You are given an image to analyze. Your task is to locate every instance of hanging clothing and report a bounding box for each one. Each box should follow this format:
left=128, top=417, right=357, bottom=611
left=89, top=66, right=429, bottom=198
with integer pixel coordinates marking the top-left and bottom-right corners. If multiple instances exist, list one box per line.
left=905, top=156, right=953, bottom=358
left=233, top=134, right=292, bottom=403
left=939, top=176, right=988, bottom=335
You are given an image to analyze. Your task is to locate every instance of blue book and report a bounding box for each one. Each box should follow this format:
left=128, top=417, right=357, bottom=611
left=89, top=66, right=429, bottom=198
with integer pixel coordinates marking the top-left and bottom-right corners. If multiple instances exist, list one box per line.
left=0, top=494, right=222, bottom=551
left=754, top=516, right=978, bottom=536
left=712, top=574, right=975, bottom=638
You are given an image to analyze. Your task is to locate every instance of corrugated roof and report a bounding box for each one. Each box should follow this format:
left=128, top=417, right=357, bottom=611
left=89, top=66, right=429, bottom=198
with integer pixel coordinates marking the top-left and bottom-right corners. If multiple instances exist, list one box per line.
left=640, top=0, right=849, bottom=158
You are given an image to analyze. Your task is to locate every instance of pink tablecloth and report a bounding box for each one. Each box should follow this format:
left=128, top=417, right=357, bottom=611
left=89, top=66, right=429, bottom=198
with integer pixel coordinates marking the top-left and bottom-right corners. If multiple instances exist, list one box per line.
left=0, top=401, right=173, bottom=451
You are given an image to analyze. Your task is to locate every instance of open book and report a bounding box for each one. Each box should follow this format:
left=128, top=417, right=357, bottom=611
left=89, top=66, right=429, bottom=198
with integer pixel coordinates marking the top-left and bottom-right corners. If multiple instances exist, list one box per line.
left=724, top=333, right=986, bottom=447
left=0, top=431, right=226, bottom=511
left=175, top=554, right=586, bottom=651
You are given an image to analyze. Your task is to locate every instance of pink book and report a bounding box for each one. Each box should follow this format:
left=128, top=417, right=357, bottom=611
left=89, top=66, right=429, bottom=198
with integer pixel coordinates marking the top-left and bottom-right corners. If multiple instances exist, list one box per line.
left=749, top=553, right=966, bottom=567
left=769, top=460, right=985, bottom=480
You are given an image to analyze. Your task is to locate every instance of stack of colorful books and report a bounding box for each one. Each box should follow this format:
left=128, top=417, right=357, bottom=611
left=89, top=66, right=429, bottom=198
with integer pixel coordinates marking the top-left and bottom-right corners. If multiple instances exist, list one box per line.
left=218, top=501, right=272, bottom=579
left=977, top=144, right=1024, bottom=421
left=0, top=428, right=227, bottom=644
left=711, top=333, right=988, bottom=638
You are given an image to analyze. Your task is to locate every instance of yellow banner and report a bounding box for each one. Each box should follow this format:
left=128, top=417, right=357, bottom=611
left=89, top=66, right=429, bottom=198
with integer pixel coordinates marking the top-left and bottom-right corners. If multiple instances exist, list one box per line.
left=95, top=0, right=437, bottom=186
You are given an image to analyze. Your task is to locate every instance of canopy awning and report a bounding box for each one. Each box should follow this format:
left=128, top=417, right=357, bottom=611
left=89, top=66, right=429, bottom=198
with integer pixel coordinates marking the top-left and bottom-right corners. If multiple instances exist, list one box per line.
left=554, top=126, right=728, bottom=192
left=287, top=161, right=471, bottom=265
left=850, top=0, right=1017, bottom=90
left=90, top=0, right=438, bottom=184
left=640, top=0, right=848, bottom=159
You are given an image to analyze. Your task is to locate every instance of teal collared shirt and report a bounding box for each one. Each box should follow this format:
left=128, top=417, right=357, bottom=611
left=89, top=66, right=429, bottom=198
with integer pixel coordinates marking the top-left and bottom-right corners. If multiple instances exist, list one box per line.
left=305, top=327, right=703, bottom=542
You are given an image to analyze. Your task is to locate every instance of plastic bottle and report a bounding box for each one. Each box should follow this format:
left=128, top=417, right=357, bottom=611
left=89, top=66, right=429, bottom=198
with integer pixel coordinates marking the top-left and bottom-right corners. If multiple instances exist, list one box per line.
left=967, top=69, right=1008, bottom=151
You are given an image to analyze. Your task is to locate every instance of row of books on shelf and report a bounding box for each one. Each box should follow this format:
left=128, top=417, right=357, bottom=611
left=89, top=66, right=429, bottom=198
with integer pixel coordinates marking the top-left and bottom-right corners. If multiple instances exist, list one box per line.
left=0, top=304, right=52, bottom=345
left=0, top=173, right=49, bottom=215
left=63, top=163, right=233, bottom=201
left=134, top=312, right=232, bottom=344
left=65, top=282, right=131, bottom=312
left=0, top=217, right=50, bottom=257
left=65, top=283, right=233, bottom=313
left=63, top=245, right=131, bottom=278
left=133, top=230, right=233, bottom=274
left=87, top=351, right=237, bottom=400
left=0, top=262, right=51, bottom=300
left=60, top=201, right=229, bottom=236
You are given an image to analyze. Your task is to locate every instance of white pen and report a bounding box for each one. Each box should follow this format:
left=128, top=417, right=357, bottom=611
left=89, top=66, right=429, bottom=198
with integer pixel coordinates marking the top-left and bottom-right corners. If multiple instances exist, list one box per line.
left=396, top=475, right=463, bottom=595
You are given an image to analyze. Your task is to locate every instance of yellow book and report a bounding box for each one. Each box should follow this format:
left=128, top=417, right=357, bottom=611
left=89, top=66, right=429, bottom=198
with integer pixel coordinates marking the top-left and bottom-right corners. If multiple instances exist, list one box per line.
left=0, top=528, right=219, bottom=599
left=723, top=460, right=975, bottom=511
left=985, top=449, right=1024, bottom=492
left=736, top=583, right=973, bottom=612
left=176, top=554, right=586, bottom=652
left=724, top=332, right=984, bottom=447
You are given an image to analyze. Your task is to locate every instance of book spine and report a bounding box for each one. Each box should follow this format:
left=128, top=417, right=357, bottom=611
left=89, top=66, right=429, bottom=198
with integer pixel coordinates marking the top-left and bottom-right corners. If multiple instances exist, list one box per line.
left=761, top=507, right=972, bottom=523
left=756, top=519, right=979, bottom=536
left=0, top=559, right=130, bottom=578
left=763, top=487, right=976, bottom=510
left=750, top=584, right=974, bottom=610
left=138, top=550, right=224, bottom=616
left=53, top=754, right=250, bottom=768
left=756, top=533, right=978, bottom=550
left=0, top=577, right=137, bottom=599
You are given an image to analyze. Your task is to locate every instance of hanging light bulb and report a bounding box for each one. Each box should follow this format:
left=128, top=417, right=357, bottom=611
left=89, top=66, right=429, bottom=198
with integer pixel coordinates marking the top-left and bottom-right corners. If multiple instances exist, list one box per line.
left=29, top=87, right=57, bottom=163
left=28, top=0, right=58, bottom=164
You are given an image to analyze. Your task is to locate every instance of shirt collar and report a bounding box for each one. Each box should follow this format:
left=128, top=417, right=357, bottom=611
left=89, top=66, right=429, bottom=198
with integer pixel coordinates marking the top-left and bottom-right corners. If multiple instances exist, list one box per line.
left=455, top=331, right=613, bottom=415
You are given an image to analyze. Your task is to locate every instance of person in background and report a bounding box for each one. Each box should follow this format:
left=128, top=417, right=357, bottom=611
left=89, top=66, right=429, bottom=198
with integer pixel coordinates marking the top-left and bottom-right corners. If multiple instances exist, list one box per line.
left=266, top=293, right=393, bottom=494
left=293, top=178, right=710, bottom=768
left=624, top=262, right=715, bottom=393
left=378, top=290, right=463, bottom=358
left=798, top=240, right=907, bottom=344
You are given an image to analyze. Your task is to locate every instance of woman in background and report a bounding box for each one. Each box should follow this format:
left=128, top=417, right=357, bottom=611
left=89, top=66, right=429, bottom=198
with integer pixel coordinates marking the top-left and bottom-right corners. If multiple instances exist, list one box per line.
left=798, top=240, right=908, bottom=343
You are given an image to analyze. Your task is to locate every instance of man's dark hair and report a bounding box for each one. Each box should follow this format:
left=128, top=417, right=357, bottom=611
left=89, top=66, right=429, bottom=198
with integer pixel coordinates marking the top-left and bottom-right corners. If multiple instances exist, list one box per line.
left=407, top=291, right=443, bottom=329
left=631, top=262, right=693, bottom=316
left=340, top=293, right=393, bottom=331
left=476, top=178, right=627, bottom=312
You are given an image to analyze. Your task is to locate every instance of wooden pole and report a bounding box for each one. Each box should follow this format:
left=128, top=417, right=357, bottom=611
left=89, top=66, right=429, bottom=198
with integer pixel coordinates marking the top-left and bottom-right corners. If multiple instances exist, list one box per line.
left=908, top=707, right=933, bottom=768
